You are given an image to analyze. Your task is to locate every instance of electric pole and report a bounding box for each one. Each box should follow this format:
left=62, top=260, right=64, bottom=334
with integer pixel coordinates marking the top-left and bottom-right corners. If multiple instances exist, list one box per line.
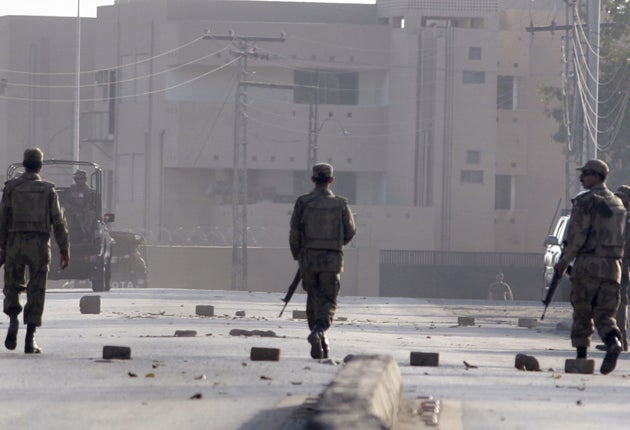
left=203, top=31, right=285, bottom=291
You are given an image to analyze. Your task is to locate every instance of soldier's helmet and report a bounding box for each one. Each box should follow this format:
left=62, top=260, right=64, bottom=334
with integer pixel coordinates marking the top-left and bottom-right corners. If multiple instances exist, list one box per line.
left=312, top=163, right=333, bottom=179
left=614, top=185, right=630, bottom=200
left=576, top=159, right=609, bottom=177
left=23, top=148, right=43, bottom=163
left=74, top=169, right=88, bottom=180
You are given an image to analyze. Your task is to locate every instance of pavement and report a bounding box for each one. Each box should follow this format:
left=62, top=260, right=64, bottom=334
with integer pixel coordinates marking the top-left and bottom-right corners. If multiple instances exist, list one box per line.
left=1, top=286, right=629, bottom=429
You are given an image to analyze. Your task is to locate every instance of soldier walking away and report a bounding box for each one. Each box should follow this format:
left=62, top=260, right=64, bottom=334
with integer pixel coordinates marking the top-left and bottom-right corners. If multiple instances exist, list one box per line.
left=554, top=159, right=626, bottom=374
left=487, top=272, right=514, bottom=300
left=0, top=148, right=70, bottom=354
left=290, top=163, right=356, bottom=359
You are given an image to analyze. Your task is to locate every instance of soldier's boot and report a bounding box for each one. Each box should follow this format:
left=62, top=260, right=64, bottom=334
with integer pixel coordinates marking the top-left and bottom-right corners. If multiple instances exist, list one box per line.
left=24, top=324, right=42, bottom=354
left=600, top=333, right=622, bottom=375
left=595, top=344, right=607, bottom=352
left=320, top=333, right=330, bottom=359
left=576, top=347, right=587, bottom=359
left=4, top=315, right=18, bottom=351
left=307, top=325, right=324, bottom=359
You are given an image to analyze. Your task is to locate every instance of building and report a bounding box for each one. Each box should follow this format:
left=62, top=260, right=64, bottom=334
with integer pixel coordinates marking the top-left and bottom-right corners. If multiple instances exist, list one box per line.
left=0, top=0, right=569, bottom=296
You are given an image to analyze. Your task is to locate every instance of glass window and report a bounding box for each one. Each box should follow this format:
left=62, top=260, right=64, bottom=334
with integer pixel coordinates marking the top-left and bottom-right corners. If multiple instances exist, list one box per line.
left=466, top=150, right=480, bottom=164
left=461, top=170, right=484, bottom=184
left=469, top=47, right=481, bottom=60
left=462, top=71, right=485, bottom=84
left=497, top=76, right=515, bottom=110
left=294, top=70, right=358, bottom=105
left=495, top=174, right=512, bottom=209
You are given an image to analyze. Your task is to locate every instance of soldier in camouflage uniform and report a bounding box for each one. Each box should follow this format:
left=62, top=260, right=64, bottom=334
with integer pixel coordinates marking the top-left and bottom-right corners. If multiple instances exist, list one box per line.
left=613, top=185, right=630, bottom=351
left=0, top=148, right=69, bottom=354
left=554, top=159, right=626, bottom=374
left=290, top=163, right=356, bottom=359
left=66, top=169, right=97, bottom=243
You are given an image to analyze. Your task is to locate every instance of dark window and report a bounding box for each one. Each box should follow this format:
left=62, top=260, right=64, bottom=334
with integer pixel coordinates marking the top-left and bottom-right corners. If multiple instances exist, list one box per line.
left=466, top=150, right=480, bottom=164
left=469, top=47, right=482, bottom=60
left=495, top=174, right=512, bottom=209
left=461, top=170, right=484, bottom=184
left=294, top=70, right=358, bottom=105
left=463, top=71, right=485, bottom=84
left=497, top=76, right=515, bottom=110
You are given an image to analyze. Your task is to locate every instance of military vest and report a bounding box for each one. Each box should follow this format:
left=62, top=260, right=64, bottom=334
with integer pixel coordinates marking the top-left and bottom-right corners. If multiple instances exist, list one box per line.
left=7, top=178, right=54, bottom=233
left=585, top=190, right=626, bottom=258
left=302, top=194, right=345, bottom=251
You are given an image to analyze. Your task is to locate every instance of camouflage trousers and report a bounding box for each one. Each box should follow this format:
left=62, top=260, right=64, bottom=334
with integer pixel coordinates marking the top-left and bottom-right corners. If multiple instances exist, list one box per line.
left=3, top=232, right=51, bottom=326
left=570, top=273, right=621, bottom=348
left=302, top=270, right=340, bottom=332
left=617, top=278, right=628, bottom=347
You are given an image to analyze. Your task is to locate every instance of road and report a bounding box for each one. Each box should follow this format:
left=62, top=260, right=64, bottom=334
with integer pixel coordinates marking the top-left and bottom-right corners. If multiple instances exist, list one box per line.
left=0, top=287, right=628, bottom=429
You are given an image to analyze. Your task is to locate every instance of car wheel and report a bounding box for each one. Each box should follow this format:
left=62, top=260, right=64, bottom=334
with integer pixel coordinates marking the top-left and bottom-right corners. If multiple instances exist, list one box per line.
left=91, top=257, right=112, bottom=292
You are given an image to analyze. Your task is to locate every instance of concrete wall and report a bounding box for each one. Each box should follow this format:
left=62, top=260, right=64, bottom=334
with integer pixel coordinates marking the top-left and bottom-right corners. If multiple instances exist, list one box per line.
left=145, top=245, right=380, bottom=297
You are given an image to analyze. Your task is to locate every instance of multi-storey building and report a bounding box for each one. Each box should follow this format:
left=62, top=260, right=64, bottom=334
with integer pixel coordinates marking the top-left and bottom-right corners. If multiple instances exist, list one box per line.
left=0, top=1, right=568, bottom=287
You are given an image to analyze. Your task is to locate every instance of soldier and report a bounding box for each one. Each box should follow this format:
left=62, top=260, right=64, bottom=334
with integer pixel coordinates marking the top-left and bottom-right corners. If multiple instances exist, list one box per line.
left=487, top=272, right=514, bottom=300
left=554, top=159, right=626, bottom=374
left=66, top=169, right=97, bottom=242
left=0, top=148, right=69, bottom=353
left=290, top=163, right=356, bottom=359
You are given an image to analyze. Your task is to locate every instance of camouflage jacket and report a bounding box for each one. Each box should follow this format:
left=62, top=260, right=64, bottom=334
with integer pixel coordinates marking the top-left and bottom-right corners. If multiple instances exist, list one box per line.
left=559, top=183, right=626, bottom=282
left=0, top=172, right=69, bottom=254
left=289, top=187, right=356, bottom=261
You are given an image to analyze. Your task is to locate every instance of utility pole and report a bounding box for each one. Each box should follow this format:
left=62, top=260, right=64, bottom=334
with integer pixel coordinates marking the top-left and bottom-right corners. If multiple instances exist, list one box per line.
left=202, top=31, right=285, bottom=291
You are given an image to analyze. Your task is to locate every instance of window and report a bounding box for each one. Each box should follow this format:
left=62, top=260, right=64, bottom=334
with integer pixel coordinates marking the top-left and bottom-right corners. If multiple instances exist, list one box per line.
left=497, top=76, right=516, bottom=110
left=466, top=150, right=480, bottom=164
left=463, top=71, right=485, bottom=84
left=468, top=47, right=481, bottom=60
left=495, top=174, right=513, bottom=209
left=294, top=70, right=358, bottom=105
left=461, top=170, right=483, bottom=184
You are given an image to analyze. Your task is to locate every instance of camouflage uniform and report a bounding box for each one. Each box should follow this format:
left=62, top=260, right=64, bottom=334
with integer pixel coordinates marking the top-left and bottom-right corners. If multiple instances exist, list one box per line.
left=558, top=182, right=625, bottom=351
left=66, top=170, right=97, bottom=242
left=614, top=185, right=630, bottom=350
left=0, top=151, right=69, bottom=328
left=290, top=163, right=356, bottom=358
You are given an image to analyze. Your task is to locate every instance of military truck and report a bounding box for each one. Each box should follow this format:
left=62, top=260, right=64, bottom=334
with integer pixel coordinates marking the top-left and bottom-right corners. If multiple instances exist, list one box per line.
left=6, top=160, right=114, bottom=292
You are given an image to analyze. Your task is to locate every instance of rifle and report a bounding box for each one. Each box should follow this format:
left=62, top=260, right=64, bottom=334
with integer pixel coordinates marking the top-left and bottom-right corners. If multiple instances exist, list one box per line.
left=541, top=268, right=562, bottom=320
left=278, top=269, right=301, bottom=317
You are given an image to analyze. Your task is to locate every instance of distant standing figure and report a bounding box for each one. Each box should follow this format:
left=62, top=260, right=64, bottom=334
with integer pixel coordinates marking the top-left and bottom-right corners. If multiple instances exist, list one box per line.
left=0, top=148, right=69, bottom=354
left=290, top=163, right=356, bottom=359
left=487, top=272, right=514, bottom=300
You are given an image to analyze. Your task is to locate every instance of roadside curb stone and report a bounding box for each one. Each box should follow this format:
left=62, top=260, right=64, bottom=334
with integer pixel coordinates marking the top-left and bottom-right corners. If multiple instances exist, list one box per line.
left=80, top=296, right=101, bottom=314
left=565, top=359, right=595, bottom=374
left=293, top=310, right=307, bottom=319
left=307, top=354, right=401, bottom=430
left=103, top=345, right=131, bottom=360
left=410, top=352, right=439, bottom=367
left=518, top=318, right=538, bottom=329
left=250, top=347, right=280, bottom=361
left=458, top=317, right=475, bottom=326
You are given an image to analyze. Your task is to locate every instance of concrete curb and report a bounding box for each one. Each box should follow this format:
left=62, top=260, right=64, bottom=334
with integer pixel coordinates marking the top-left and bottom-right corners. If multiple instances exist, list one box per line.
left=307, top=354, right=402, bottom=429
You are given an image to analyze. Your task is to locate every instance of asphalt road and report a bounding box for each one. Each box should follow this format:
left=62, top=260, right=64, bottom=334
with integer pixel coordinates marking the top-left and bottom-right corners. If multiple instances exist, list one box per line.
left=0, top=287, right=629, bottom=430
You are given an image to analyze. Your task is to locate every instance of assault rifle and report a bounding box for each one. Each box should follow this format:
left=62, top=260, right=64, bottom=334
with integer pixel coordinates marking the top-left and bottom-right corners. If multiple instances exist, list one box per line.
left=278, top=269, right=301, bottom=317
left=541, top=268, right=562, bottom=321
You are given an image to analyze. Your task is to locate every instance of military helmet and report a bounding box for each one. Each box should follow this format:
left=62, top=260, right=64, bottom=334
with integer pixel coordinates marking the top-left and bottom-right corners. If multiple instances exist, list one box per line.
left=74, top=169, right=87, bottom=179
left=576, top=159, right=609, bottom=176
left=312, top=163, right=333, bottom=179
left=23, top=148, right=43, bottom=164
left=614, top=185, right=630, bottom=199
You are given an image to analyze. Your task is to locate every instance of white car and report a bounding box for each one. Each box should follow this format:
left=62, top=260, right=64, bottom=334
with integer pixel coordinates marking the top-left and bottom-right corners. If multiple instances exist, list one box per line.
left=542, top=214, right=572, bottom=301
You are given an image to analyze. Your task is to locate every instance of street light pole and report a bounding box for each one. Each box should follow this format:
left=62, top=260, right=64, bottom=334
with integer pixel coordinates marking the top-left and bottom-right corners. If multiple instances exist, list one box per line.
left=73, top=0, right=81, bottom=162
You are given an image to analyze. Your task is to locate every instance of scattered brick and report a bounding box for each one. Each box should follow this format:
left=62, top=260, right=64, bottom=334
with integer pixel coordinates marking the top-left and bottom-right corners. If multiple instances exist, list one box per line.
left=235, top=310, right=246, bottom=317
left=292, top=310, right=307, bottom=319
left=79, top=296, right=101, bottom=314
left=103, top=345, right=131, bottom=360
left=458, top=316, right=475, bottom=326
left=518, top=318, right=538, bottom=329
left=565, top=359, right=595, bottom=374
left=174, top=330, right=197, bottom=337
left=250, top=347, right=281, bottom=361
left=515, top=353, right=540, bottom=371
left=196, top=305, right=214, bottom=317
left=410, top=352, right=439, bottom=367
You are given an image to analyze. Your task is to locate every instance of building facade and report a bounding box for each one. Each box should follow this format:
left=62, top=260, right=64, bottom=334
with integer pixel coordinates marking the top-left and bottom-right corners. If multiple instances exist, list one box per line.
left=0, top=0, right=568, bottom=256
